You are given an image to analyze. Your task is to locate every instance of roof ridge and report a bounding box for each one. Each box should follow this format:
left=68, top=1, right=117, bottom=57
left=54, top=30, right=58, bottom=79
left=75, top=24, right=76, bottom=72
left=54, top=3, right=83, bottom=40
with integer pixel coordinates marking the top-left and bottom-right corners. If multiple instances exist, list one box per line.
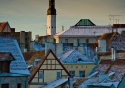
left=107, top=32, right=117, bottom=46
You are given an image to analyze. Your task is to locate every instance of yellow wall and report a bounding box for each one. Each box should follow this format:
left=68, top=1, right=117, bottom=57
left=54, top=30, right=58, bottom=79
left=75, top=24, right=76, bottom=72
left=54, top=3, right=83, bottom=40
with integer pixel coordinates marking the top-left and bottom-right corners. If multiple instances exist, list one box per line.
left=44, top=70, right=57, bottom=83
left=64, top=64, right=95, bottom=77
left=30, top=52, right=69, bottom=88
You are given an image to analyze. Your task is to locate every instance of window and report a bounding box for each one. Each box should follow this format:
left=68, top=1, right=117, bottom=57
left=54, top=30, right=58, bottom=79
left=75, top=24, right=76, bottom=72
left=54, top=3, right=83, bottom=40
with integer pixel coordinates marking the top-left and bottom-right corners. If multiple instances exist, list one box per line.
left=54, top=39, right=56, bottom=43
left=1, top=84, right=9, bottom=88
left=86, top=39, right=89, bottom=43
left=56, top=72, right=61, bottom=79
left=34, top=59, right=40, bottom=66
left=39, top=71, right=43, bottom=79
left=77, top=39, right=79, bottom=45
left=65, top=39, right=68, bottom=43
left=17, top=83, right=21, bottom=88
left=79, top=71, right=85, bottom=77
left=69, top=71, right=75, bottom=77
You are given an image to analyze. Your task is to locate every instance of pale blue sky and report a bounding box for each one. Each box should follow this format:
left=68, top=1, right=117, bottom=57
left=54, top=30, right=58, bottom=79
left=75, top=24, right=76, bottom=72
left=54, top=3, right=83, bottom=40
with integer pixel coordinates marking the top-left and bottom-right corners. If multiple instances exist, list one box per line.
left=0, top=0, right=125, bottom=39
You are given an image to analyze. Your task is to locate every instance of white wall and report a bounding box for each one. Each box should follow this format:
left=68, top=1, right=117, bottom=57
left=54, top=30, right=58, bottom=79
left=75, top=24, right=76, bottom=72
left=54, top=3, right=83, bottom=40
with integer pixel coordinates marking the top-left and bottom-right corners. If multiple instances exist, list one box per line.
left=47, top=15, right=56, bottom=35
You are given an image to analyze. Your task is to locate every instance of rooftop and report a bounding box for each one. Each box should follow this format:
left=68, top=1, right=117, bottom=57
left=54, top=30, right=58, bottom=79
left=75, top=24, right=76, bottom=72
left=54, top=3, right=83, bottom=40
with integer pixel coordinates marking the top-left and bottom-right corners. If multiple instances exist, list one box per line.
left=0, top=52, right=15, bottom=61
left=78, top=59, right=125, bottom=88
left=59, top=50, right=94, bottom=63
left=75, top=19, right=96, bottom=26
left=0, top=37, right=29, bottom=75
left=0, top=22, right=7, bottom=32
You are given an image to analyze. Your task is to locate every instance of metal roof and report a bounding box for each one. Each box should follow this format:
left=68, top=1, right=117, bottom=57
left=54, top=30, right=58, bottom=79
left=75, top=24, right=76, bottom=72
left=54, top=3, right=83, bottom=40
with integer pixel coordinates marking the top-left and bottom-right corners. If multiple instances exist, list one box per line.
left=0, top=37, right=30, bottom=75
left=75, top=19, right=96, bottom=26
left=55, top=26, right=125, bottom=37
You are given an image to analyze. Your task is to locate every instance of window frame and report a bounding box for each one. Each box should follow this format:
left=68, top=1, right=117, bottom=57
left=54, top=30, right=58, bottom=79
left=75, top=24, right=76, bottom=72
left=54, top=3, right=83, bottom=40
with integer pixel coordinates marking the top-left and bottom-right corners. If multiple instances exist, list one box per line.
left=65, top=39, right=68, bottom=43
left=39, top=71, right=44, bottom=79
left=56, top=72, right=61, bottom=79
left=17, top=83, right=21, bottom=88
left=69, top=71, right=75, bottom=77
left=79, top=71, right=85, bottom=77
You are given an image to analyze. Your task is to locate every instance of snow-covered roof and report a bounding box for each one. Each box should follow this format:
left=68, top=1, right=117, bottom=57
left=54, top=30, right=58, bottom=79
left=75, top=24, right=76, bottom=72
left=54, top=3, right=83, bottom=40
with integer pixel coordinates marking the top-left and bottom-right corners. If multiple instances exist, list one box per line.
left=0, top=37, right=30, bottom=75
left=87, top=71, right=99, bottom=78
left=59, top=50, right=94, bottom=63
left=34, top=43, right=45, bottom=51
left=78, top=59, right=125, bottom=88
left=87, top=82, right=119, bottom=87
left=42, top=78, right=68, bottom=88
left=55, top=26, right=125, bottom=37
left=99, top=32, right=125, bottom=51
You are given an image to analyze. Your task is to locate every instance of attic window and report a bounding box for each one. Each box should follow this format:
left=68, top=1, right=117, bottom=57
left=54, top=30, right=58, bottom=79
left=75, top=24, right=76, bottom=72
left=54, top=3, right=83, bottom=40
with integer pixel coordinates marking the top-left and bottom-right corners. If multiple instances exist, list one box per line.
left=78, top=58, right=82, bottom=61
left=34, top=59, right=40, bottom=66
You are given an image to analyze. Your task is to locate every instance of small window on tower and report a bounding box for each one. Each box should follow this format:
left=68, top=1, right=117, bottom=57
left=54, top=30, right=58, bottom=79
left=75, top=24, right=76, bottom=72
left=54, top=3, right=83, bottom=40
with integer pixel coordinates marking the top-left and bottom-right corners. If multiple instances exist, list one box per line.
left=52, top=26, right=53, bottom=28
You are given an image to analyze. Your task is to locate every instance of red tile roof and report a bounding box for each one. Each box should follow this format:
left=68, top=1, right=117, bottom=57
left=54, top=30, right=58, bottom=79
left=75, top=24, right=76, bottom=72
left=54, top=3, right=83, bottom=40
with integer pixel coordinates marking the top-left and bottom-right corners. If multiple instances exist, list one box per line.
left=95, top=59, right=125, bottom=81
left=23, top=52, right=35, bottom=61
left=0, top=22, right=7, bottom=32
left=74, top=78, right=88, bottom=88
left=98, top=32, right=125, bottom=51
left=23, top=50, right=45, bottom=64
left=98, top=32, right=116, bottom=47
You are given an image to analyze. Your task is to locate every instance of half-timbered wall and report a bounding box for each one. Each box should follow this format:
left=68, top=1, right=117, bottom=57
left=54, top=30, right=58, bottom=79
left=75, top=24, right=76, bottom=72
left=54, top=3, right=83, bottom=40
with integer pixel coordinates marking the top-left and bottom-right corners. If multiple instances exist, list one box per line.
left=31, top=53, right=69, bottom=85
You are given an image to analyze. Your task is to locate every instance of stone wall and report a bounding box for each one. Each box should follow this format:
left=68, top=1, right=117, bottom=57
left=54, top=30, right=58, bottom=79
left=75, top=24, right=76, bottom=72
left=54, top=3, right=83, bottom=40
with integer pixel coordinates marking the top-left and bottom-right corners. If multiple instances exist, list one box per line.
left=0, top=76, right=28, bottom=88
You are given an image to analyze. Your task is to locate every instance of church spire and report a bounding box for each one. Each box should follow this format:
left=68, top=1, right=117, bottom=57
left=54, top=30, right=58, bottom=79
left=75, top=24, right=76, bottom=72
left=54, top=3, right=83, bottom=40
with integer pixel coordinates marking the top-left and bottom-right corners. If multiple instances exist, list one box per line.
left=47, top=0, right=56, bottom=35
left=47, top=0, right=56, bottom=15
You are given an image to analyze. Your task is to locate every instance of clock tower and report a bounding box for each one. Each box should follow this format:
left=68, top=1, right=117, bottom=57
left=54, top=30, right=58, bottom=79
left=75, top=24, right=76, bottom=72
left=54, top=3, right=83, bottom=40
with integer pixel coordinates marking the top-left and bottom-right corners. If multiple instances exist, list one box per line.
left=47, top=0, right=56, bottom=35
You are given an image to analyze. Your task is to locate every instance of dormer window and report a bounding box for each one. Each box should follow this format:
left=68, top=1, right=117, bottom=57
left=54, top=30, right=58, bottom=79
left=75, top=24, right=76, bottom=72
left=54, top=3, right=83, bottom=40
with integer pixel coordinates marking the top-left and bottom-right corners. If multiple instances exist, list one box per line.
left=34, top=59, right=40, bottom=66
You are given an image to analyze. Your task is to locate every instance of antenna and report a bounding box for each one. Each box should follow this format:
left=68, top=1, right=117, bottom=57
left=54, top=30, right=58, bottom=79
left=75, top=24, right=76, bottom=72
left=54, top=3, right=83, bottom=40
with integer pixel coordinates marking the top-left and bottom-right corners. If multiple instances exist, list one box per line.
left=109, top=15, right=121, bottom=25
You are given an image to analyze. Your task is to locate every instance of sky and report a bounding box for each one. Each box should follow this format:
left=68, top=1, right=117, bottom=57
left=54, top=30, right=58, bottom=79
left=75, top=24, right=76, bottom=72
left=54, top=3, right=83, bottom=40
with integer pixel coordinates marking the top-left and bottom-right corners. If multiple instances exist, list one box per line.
left=0, top=0, right=125, bottom=39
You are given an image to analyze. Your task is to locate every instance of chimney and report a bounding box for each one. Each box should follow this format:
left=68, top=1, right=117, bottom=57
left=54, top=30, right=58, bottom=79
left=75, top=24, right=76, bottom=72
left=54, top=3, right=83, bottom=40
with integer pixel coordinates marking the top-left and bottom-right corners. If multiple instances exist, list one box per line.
left=62, top=25, right=64, bottom=31
left=11, top=28, right=15, bottom=32
left=68, top=77, right=73, bottom=88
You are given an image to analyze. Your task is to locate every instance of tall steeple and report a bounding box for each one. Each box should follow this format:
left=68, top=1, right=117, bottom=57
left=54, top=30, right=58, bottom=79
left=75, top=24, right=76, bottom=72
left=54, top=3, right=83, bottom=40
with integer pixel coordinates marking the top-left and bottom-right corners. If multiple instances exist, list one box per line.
left=47, top=0, right=56, bottom=15
left=47, top=0, right=56, bottom=35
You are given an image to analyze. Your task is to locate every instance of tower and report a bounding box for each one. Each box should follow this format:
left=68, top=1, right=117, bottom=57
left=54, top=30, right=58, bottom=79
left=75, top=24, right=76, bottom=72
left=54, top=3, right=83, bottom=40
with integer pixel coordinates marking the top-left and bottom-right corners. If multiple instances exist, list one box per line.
left=47, top=0, right=56, bottom=35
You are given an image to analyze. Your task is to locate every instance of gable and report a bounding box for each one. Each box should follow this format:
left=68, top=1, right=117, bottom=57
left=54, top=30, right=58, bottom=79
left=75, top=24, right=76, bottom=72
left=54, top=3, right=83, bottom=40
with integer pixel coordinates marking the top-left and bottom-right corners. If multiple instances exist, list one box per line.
left=107, top=33, right=125, bottom=51
left=0, top=22, right=7, bottom=32
left=29, top=49, right=70, bottom=83
left=75, top=19, right=96, bottom=26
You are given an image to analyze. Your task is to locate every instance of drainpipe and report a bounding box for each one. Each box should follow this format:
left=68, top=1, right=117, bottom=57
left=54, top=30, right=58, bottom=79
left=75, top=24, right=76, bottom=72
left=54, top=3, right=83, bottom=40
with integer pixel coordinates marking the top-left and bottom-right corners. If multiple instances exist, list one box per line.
left=111, top=47, right=114, bottom=61
left=69, top=77, right=73, bottom=88
left=25, top=76, right=30, bottom=88
left=111, top=47, right=116, bottom=61
left=114, top=47, right=117, bottom=61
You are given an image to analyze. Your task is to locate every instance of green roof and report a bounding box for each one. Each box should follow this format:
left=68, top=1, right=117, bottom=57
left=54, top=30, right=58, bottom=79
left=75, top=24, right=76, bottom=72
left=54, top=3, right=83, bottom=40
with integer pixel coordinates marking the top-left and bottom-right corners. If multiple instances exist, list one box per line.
left=75, top=19, right=96, bottom=26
